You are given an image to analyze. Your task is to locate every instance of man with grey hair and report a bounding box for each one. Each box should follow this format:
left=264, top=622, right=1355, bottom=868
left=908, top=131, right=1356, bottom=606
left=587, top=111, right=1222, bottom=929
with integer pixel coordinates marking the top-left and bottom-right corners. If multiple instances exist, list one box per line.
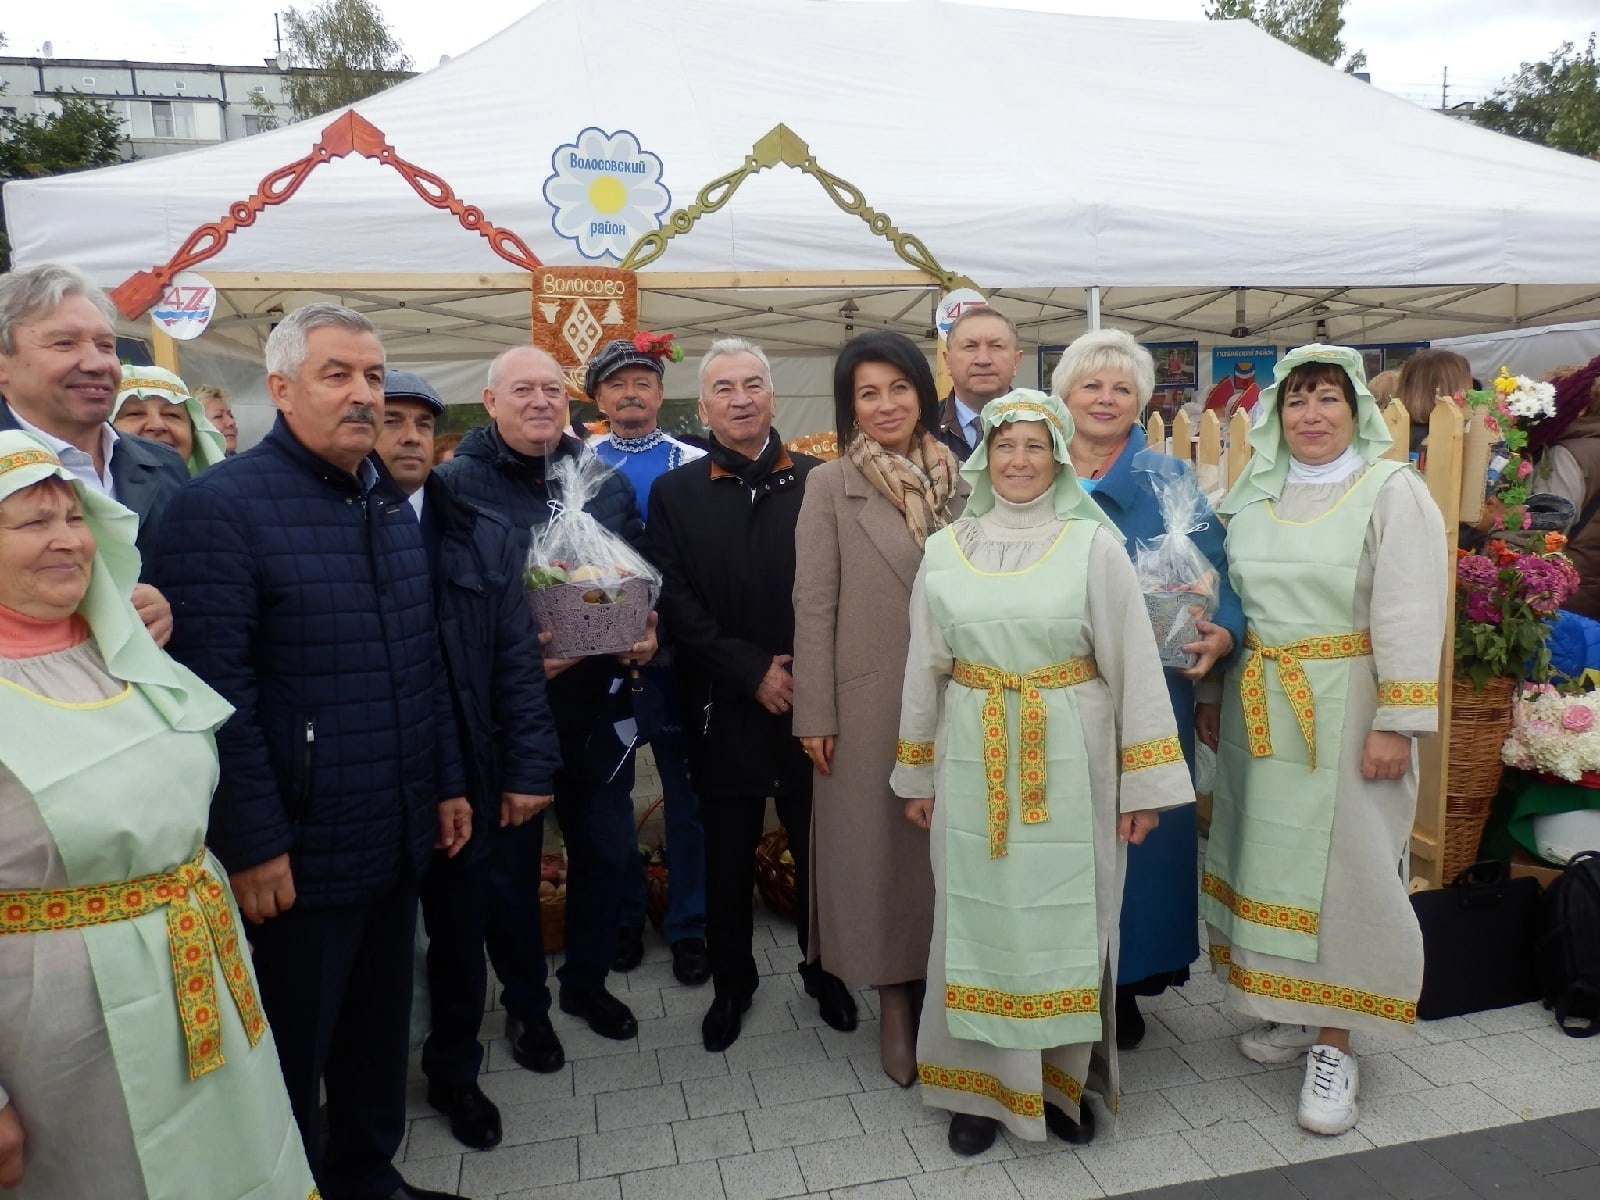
left=645, top=336, right=858, bottom=1052
left=938, top=306, right=1024, bottom=461
left=148, top=302, right=470, bottom=1200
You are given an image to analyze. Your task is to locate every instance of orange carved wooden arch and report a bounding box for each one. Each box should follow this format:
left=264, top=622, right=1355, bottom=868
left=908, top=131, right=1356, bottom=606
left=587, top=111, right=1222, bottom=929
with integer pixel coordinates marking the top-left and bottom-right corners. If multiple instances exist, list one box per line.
left=111, top=111, right=542, bottom=318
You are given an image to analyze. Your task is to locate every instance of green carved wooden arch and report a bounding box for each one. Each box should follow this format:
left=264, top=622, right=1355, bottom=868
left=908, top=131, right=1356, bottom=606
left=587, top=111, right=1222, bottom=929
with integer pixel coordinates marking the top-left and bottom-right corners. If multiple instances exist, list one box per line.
left=619, top=123, right=979, bottom=292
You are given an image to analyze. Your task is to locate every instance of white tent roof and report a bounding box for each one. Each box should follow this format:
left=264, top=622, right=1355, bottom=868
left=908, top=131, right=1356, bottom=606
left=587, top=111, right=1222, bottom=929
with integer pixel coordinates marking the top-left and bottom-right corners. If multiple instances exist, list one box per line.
left=8, top=0, right=1600, bottom=366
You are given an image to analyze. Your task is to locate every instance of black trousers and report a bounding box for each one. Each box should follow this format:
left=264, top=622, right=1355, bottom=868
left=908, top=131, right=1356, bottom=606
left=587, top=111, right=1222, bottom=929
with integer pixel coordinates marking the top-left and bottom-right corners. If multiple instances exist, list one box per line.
left=419, top=833, right=494, bottom=1087
left=249, top=880, right=417, bottom=1200
left=702, top=785, right=812, bottom=1000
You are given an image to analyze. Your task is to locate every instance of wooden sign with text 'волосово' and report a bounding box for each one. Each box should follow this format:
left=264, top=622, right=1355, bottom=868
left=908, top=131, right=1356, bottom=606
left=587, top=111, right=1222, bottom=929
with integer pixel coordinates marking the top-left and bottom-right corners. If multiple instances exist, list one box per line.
left=531, top=266, right=639, bottom=397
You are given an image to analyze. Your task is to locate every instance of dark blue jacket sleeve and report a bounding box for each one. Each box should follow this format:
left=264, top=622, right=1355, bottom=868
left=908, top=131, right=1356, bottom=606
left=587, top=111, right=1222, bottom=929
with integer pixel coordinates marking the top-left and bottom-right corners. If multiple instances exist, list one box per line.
left=494, top=535, right=562, bottom=796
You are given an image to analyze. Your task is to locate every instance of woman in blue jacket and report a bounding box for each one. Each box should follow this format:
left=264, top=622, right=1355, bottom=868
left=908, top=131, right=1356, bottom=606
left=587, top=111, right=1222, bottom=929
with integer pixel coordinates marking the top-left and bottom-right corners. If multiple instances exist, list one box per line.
left=1051, top=329, right=1245, bottom=1047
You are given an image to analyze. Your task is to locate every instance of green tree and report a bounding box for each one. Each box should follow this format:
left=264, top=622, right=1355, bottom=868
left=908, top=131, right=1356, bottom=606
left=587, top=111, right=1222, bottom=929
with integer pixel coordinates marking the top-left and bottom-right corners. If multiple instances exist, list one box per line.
left=281, top=0, right=414, bottom=120
left=245, top=89, right=282, bottom=134
left=1204, top=0, right=1367, bottom=74
left=1471, top=35, right=1600, bottom=159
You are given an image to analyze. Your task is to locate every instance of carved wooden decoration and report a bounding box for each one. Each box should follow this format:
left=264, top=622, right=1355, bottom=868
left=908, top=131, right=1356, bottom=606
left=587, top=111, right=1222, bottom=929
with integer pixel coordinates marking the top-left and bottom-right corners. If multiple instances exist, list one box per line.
left=530, top=266, right=639, bottom=399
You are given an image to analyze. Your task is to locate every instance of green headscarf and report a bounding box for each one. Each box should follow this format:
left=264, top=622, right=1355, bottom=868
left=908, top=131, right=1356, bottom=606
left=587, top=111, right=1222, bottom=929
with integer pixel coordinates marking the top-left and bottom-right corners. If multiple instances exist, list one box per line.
left=113, top=365, right=229, bottom=476
left=0, top=430, right=230, bottom=731
left=1219, top=343, right=1394, bottom=515
left=961, top=388, right=1123, bottom=539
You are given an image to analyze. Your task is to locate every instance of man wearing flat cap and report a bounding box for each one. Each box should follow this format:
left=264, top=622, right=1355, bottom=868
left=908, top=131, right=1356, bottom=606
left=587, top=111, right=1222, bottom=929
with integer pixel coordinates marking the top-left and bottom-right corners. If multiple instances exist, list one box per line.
left=587, top=335, right=711, bottom=986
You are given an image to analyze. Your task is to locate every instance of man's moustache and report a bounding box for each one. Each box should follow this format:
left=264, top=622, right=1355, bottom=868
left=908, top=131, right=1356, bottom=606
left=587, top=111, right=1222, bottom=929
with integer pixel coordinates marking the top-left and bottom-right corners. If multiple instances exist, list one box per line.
left=341, top=408, right=376, bottom=425
left=616, top=397, right=647, bottom=410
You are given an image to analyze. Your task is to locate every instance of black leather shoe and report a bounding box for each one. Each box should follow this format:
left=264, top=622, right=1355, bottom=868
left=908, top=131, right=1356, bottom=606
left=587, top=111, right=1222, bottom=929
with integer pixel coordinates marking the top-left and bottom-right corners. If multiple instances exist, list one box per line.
left=1115, top=987, right=1146, bottom=1051
left=426, top=1080, right=502, bottom=1150
left=506, top=1012, right=565, bottom=1073
left=671, top=937, right=711, bottom=986
left=701, top=993, right=752, bottom=1052
left=799, top=961, right=859, bottom=1032
left=947, top=1112, right=999, bottom=1156
left=558, top=984, right=638, bottom=1040
left=1045, top=1100, right=1096, bottom=1145
left=382, top=1182, right=468, bottom=1200
left=612, top=925, right=645, bottom=972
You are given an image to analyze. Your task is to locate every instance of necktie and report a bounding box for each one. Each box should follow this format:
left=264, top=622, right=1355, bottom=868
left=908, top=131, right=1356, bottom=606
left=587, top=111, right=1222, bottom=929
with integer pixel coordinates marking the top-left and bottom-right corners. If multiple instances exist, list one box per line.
left=967, top=416, right=981, bottom=449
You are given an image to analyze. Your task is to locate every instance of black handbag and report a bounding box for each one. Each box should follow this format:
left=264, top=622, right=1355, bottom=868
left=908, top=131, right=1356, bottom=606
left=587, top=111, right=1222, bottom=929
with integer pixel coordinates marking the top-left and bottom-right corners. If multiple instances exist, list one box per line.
left=1412, top=859, right=1542, bottom=1020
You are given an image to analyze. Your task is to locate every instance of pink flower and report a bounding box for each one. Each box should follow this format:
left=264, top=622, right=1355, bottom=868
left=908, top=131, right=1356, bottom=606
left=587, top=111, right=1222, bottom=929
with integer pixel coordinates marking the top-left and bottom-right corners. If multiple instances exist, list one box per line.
left=1563, top=705, right=1594, bottom=732
left=1518, top=460, right=1533, bottom=479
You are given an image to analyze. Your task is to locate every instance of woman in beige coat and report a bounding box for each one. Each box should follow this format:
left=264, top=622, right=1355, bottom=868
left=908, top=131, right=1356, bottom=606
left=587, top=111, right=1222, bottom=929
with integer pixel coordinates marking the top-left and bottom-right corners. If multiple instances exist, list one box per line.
left=793, top=331, right=964, bottom=1086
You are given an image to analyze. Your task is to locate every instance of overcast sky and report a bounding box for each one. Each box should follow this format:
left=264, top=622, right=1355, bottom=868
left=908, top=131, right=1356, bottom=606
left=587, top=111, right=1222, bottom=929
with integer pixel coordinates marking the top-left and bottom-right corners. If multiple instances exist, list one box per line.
left=3, top=0, right=1595, bottom=108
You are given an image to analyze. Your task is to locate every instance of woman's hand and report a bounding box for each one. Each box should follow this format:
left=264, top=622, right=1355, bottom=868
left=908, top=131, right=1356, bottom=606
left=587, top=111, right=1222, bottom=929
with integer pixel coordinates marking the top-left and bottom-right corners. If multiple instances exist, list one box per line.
left=1119, top=809, right=1160, bottom=845
left=0, top=1102, right=23, bottom=1188
left=1195, top=702, right=1220, bottom=751
left=132, top=583, right=173, bottom=648
left=801, top=736, right=835, bottom=776
left=1181, top=616, right=1234, bottom=680
left=904, top=798, right=933, bottom=830
left=1361, top=730, right=1413, bottom=780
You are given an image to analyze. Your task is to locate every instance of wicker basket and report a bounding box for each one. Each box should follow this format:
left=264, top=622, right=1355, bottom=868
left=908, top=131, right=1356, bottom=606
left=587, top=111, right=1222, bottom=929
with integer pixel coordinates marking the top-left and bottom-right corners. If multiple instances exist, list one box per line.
left=1443, top=674, right=1517, bottom=880
left=539, top=852, right=567, bottom=955
left=637, top=796, right=669, bottom=935
left=527, top=576, right=650, bottom=658
left=754, top=827, right=797, bottom=922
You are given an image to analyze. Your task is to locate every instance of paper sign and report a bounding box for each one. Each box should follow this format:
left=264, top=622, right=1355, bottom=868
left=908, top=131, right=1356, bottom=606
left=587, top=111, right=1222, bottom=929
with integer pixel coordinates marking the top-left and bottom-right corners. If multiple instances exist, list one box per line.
left=150, top=272, right=217, bottom=341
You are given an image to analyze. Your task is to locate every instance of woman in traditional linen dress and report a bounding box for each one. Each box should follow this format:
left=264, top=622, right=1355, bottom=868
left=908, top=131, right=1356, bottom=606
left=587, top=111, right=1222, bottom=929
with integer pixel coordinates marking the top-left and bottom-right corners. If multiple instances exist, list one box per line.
left=793, top=331, right=964, bottom=1087
left=0, top=433, right=317, bottom=1199
left=110, top=364, right=229, bottom=476
left=1204, top=345, right=1446, bottom=1137
left=891, top=390, right=1193, bottom=1156
left=1050, top=329, right=1244, bottom=1048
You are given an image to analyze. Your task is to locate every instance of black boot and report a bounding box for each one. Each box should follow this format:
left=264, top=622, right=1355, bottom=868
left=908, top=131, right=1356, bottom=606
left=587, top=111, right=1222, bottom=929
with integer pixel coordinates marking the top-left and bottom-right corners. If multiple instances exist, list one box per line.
left=1045, top=1100, right=1096, bottom=1145
left=1116, top=985, right=1146, bottom=1051
left=947, top=1112, right=999, bottom=1156
left=798, top=960, right=858, bottom=1032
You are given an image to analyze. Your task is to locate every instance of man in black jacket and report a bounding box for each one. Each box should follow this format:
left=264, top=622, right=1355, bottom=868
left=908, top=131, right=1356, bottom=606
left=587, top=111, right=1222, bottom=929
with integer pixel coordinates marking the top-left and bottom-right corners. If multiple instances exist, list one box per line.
left=376, top=369, right=561, bottom=1151
left=935, top=306, right=1024, bottom=461
left=435, top=345, right=653, bottom=1057
left=646, top=336, right=858, bottom=1053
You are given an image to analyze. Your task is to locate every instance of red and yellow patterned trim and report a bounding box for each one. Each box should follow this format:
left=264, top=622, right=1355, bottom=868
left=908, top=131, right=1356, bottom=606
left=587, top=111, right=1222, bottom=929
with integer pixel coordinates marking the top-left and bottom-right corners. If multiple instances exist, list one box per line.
left=0, top=447, right=58, bottom=475
left=1042, top=1062, right=1084, bottom=1105
left=1202, top=872, right=1320, bottom=936
left=946, top=981, right=1099, bottom=1020
left=1122, top=734, right=1184, bottom=773
left=895, top=739, right=935, bottom=767
left=1239, top=628, right=1373, bottom=769
left=0, top=847, right=267, bottom=1080
left=1210, top=944, right=1416, bottom=1025
left=950, top=656, right=1098, bottom=859
left=1378, top=680, right=1438, bottom=708
left=918, top=1063, right=1044, bottom=1118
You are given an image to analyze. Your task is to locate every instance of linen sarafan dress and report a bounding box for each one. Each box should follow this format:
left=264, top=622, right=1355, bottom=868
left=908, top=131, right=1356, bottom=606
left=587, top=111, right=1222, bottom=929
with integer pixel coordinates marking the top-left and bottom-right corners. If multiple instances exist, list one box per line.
left=891, top=490, right=1192, bottom=1140
left=1203, top=460, right=1446, bottom=1035
left=0, top=640, right=317, bottom=1200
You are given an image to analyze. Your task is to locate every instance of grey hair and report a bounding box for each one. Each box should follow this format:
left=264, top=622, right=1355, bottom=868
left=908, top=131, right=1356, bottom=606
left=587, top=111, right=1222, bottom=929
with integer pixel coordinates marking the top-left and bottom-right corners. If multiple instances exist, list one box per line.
left=263, top=303, right=379, bottom=379
left=0, top=263, right=117, bottom=354
left=486, top=344, right=560, bottom=393
left=699, top=337, right=772, bottom=389
left=1050, top=328, right=1156, bottom=413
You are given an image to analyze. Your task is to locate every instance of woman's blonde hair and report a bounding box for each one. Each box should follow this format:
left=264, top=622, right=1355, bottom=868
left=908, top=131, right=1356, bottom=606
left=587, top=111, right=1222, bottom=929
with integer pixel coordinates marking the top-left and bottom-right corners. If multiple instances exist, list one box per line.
left=1367, top=369, right=1401, bottom=405
left=1049, top=329, right=1155, bottom=414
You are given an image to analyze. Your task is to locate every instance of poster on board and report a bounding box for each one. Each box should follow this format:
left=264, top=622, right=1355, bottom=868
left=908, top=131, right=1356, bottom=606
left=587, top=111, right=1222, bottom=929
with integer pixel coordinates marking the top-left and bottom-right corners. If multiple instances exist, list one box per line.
left=1144, top=340, right=1198, bottom=422
left=1206, top=346, right=1277, bottom=419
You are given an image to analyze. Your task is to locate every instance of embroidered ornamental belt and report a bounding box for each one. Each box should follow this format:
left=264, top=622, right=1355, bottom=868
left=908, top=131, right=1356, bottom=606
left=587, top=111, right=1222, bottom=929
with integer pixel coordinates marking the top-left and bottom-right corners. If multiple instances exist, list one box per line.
left=950, top=656, right=1098, bottom=858
left=0, top=846, right=267, bottom=1080
left=1239, top=628, right=1373, bottom=769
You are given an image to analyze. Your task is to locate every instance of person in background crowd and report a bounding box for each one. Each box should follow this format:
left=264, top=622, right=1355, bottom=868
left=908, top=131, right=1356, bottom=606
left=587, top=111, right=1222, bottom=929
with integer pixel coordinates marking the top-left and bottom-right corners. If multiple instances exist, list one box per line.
left=0, top=263, right=179, bottom=644
left=434, top=431, right=463, bottom=464
left=1396, top=349, right=1471, bottom=457
left=1366, top=369, right=1400, bottom=407
left=647, top=336, right=858, bottom=1052
left=375, top=369, right=561, bottom=1152
left=587, top=335, right=712, bottom=986
left=195, top=383, right=239, bottom=454
left=435, top=345, right=655, bottom=1060
left=111, top=364, right=229, bottom=476
left=1206, top=345, right=1446, bottom=1137
left=1529, top=354, right=1600, bottom=619
left=892, top=390, right=1191, bottom=1155
left=936, top=307, right=1024, bottom=461
left=0, top=433, right=318, bottom=1200
left=148, top=303, right=471, bottom=1200
left=1051, top=329, right=1242, bottom=1049
left=792, top=330, right=964, bottom=1086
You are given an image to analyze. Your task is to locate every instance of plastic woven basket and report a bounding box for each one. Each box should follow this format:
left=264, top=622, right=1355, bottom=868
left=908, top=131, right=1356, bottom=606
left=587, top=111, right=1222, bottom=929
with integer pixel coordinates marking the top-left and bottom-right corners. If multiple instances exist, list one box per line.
left=527, top=577, right=650, bottom=658
left=1144, top=591, right=1201, bottom=671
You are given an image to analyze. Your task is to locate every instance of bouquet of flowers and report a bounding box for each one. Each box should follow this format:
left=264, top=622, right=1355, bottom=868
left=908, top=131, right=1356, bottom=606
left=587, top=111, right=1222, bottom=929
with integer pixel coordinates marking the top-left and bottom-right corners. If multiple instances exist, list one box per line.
left=1454, top=534, right=1579, bottom=690
left=1502, top=684, right=1600, bottom=783
left=1454, top=367, right=1559, bottom=531
left=1131, top=450, right=1219, bottom=670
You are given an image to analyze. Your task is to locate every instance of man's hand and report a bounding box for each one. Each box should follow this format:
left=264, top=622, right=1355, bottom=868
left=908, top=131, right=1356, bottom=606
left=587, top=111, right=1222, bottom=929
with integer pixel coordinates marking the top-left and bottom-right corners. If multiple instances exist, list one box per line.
left=0, top=1103, right=23, bottom=1189
left=132, top=582, right=173, bottom=648
left=1361, top=730, right=1412, bottom=780
left=1195, top=702, right=1220, bottom=752
left=501, top=792, right=554, bottom=827
left=229, top=853, right=296, bottom=925
left=904, top=798, right=934, bottom=830
left=801, top=735, right=835, bottom=776
left=618, top=611, right=659, bottom=668
left=1119, top=809, right=1160, bottom=845
left=755, top=654, right=795, bottom=715
left=1181, top=616, right=1234, bottom=681
left=538, top=630, right=582, bottom=679
left=437, top=797, right=472, bottom=857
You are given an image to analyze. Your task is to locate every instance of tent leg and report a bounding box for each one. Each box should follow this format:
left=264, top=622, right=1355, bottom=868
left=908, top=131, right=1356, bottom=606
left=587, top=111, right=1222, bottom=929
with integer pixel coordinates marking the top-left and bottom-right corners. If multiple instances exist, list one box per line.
left=1086, top=286, right=1101, bottom=330
left=151, top=327, right=180, bottom=373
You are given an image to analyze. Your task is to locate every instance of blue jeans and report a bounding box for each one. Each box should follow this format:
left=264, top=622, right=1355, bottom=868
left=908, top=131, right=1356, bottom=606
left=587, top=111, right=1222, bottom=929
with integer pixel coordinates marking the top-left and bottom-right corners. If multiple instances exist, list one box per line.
left=614, top=733, right=707, bottom=944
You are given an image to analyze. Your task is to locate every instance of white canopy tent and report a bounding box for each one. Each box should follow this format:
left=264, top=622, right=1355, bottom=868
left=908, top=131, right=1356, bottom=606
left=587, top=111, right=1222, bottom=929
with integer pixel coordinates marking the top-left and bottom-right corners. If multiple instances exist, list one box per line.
left=8, top=0, right=1600, bottom=438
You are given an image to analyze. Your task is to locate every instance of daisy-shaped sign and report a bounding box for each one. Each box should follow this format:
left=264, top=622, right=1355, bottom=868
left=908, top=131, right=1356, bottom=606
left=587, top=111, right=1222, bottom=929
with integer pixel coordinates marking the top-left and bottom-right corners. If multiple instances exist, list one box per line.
left=543, top=127, right=671, bottom=261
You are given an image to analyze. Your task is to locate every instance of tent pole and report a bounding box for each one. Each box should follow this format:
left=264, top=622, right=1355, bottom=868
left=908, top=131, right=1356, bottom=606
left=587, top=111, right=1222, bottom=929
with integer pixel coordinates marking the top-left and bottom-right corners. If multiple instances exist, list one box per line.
left=151, top=327, right=180, bottom=374
left=1086, top=286, right=1102, bottom=330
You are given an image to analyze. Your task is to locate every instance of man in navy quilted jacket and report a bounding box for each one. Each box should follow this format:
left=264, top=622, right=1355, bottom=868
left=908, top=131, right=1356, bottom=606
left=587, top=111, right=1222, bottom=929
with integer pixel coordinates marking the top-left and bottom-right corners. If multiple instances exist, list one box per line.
left=148, top=304, right=470, bottom=1200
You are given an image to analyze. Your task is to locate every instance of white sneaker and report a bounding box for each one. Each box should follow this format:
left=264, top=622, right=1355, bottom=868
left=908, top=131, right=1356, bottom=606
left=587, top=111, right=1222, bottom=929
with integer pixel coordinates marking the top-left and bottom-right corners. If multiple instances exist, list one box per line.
left=1238, top=1021, right=1319, bottom=1065
left=1297, top=1045, right=1360, bottom=1136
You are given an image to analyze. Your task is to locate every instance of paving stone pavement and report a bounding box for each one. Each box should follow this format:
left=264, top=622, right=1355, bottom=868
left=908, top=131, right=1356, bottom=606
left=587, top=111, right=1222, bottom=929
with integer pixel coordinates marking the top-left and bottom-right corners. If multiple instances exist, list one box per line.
left=395, top=910, right=1600, bottom=1199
